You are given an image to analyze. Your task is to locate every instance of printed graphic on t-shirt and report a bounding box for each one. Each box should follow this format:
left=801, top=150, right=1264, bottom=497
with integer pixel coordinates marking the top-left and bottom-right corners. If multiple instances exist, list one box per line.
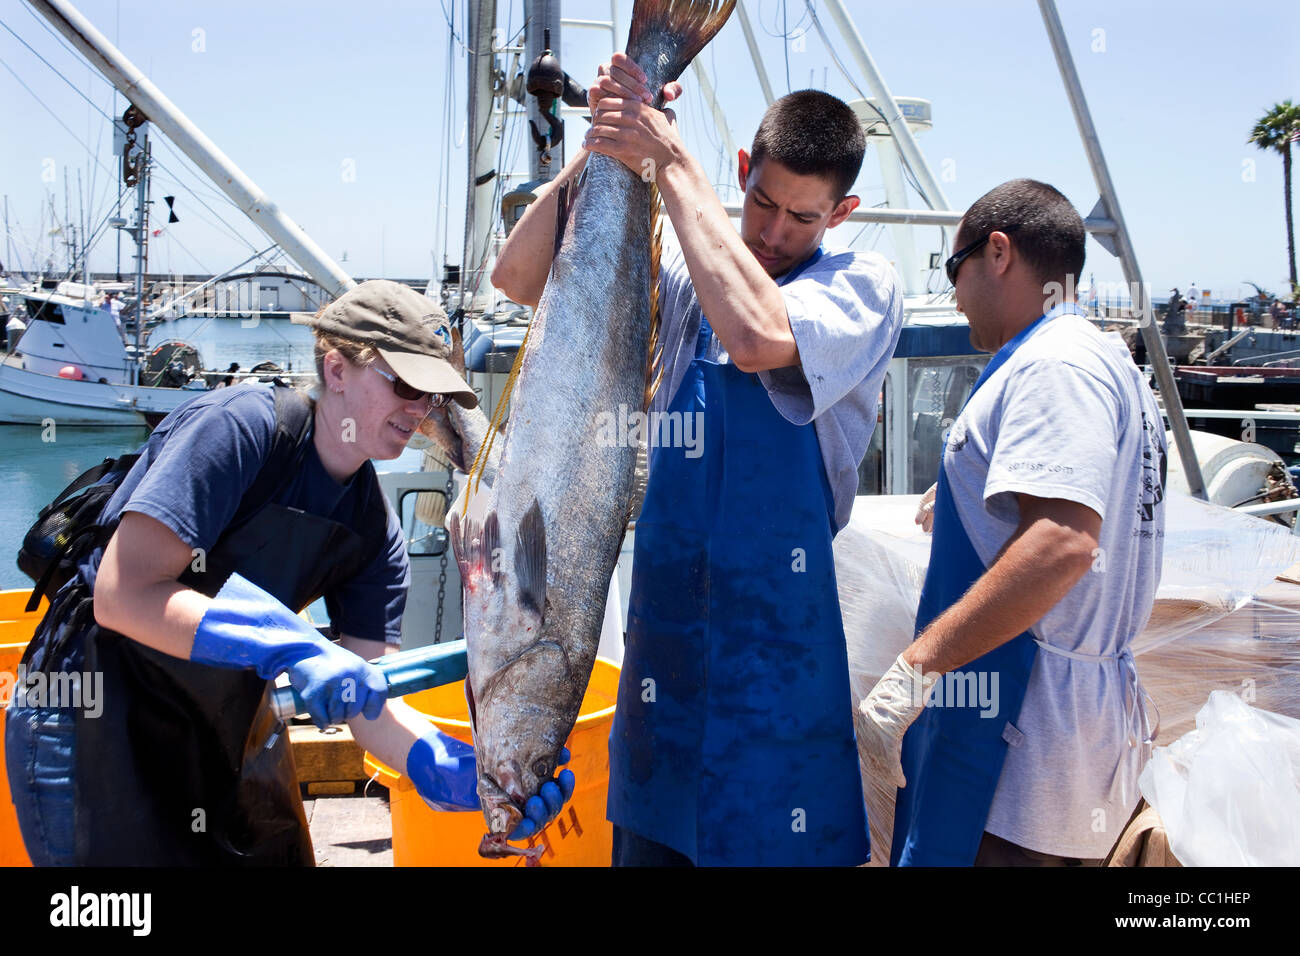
left=947, top=418, right=968, bottom=453
left=1138, top=410, right=1167, bottom=524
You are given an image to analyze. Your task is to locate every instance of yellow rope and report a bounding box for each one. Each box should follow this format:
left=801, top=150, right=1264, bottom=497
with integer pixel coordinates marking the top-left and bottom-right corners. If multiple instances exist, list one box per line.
left=465, top=316, right=534, bottom=512
left=644, top=183, right=664, bottom=410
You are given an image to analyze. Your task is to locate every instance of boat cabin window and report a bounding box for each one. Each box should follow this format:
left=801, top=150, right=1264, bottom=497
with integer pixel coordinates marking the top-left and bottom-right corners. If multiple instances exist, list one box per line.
left=856, top=376, right=888, bottom=495
left=906, top=357, right=985, bottom=493
left=398, top=489, right=450, bottom=557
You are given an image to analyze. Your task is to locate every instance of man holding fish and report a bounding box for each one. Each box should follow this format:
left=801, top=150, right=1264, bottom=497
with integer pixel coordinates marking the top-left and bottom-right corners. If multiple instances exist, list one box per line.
left=494, top=52, right=903, bottom=866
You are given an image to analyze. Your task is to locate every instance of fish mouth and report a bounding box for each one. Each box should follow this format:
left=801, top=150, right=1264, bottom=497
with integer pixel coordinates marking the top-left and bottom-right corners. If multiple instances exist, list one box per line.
left=417, top=409, right=468, bottom=471
left=478, top=769, right=525, bottom=835
left=477, top=769, right=547, bottom=864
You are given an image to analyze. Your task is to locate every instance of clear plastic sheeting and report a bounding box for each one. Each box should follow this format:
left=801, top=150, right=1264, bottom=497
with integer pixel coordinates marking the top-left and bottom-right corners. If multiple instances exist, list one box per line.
left=1139, top=691, right=1300, bottom=866
left=838, top=490, right=1300, bottom=865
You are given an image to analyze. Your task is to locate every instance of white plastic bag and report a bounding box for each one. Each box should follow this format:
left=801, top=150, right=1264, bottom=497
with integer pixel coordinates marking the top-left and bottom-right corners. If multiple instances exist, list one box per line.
left=1139, top=690, right=1300, bottom=866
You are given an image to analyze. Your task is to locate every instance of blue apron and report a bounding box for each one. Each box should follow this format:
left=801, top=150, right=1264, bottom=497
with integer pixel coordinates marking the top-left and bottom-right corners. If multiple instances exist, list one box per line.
left=891, top=305, right=1082, bottom=867
left=607, top=249, right=870, bottom=866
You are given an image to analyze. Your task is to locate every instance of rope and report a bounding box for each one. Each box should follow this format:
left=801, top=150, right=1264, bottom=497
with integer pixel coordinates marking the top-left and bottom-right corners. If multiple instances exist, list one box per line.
left=465, top=314, right=534, bottom=508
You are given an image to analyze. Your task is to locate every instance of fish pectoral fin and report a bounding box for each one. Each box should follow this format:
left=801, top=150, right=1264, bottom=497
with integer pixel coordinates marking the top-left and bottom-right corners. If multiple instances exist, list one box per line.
left=483, top=511, right=503, bottom=587
left=448, top=511, right=473, bottom=585
left=553, top=170, right=585, bottom=260
left=515, top=499, right=547, bottom=620
left=464, top=677, right=479, bottom=734
left=450, top=511, right=503, bottom=589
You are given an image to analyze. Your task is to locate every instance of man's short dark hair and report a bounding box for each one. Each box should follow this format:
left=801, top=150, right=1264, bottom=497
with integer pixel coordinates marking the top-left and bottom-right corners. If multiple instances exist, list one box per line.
left=749, top=90, right=865, bottom=200
left=958, top=179, right=1086, bottom=288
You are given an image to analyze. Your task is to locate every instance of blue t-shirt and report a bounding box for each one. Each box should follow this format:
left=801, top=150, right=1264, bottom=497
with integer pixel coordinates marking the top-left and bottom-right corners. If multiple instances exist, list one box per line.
left=81, top=383, right=408, bottom=643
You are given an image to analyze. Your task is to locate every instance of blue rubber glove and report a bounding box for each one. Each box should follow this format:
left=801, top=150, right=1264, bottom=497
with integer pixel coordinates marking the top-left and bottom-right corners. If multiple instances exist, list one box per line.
left=191, top=572, right=388, bottom=729
left=407, top=733, right=576, bottom=841
left=511, top=749, right=576, bottom=841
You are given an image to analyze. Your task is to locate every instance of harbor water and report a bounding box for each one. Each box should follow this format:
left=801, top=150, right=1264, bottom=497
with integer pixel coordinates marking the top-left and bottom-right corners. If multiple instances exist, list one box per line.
left=0, top=425, right=147, bottom=591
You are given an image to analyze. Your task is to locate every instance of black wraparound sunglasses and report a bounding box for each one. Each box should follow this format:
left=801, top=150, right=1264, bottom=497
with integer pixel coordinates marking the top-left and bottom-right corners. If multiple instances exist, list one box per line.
left=369, top=365, right=453, bottom=408
left=945, top=226, right=1018, bottom=285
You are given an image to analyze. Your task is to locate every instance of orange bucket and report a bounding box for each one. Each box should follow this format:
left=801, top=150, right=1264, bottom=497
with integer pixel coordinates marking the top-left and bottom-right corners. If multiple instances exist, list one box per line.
left=0, top=588, right=45, bottom=867
left=365, top=657, right=619, bottom=867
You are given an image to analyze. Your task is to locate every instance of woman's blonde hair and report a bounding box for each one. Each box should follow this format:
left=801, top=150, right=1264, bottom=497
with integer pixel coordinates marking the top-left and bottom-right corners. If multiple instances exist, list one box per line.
left=313, top=323, right=377, bottom=383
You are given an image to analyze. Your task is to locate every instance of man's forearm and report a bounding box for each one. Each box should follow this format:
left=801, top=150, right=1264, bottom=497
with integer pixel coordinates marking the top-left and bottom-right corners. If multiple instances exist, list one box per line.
left=903, top=519, right=1096, bottom=676
left=656, top=152, right=796, bottom=372
left=490, top=147, right=590, bottom=307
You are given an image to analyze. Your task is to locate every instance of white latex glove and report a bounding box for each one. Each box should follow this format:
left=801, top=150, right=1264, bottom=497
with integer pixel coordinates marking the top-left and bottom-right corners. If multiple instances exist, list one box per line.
left=854, top=652, right=937, bottom=789
left=915, top=483, right=937, bottom=533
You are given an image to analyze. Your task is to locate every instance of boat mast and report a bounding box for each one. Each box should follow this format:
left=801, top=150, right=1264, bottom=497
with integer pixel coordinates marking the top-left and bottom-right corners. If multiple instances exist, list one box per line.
left=1036, top=0, right=1206, bottom=500
left=820, top=0, right=955, bottom=236
left=735, top=1, right=775, bottom=106
left=461, top=0, right=499, bottom=316
left=121, top=112, right=150, bottom=386
left=26, top=0, right=355, bottom=298
left=525, top=1, right=562, bottom=183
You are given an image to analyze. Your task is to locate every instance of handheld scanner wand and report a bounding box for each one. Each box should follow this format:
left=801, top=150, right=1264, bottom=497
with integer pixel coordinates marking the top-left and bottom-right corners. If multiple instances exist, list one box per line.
left=270, top=639, right=468, bottom=722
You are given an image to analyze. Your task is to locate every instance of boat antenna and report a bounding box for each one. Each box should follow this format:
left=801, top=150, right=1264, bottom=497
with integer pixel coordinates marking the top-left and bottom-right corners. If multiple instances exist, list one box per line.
left=121, top=104, right=149, bottom=384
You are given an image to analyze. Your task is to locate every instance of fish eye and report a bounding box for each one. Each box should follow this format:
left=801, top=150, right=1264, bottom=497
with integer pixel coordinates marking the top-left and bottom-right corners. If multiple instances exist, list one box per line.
left=532, top=759, right=552, bottom=780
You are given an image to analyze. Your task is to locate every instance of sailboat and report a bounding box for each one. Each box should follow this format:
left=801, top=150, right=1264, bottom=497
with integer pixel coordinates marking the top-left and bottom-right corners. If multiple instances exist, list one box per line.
left=0, top=114, right=321, bottom=426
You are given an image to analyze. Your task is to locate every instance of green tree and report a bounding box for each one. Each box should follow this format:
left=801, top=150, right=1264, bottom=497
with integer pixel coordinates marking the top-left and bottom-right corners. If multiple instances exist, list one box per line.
left=1249, top=100, right=1300, bottom=289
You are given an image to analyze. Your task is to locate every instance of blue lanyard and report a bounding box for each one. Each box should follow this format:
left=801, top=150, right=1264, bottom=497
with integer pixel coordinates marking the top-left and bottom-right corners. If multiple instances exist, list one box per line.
left=964, top=302, right=1087, bottom=404
left=696, top=246, right=826, bottom=355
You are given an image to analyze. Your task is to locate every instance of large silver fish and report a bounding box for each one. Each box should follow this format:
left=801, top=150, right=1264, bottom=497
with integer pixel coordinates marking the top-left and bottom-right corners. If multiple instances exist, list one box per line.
left=449, top=0, right=736, bottom=862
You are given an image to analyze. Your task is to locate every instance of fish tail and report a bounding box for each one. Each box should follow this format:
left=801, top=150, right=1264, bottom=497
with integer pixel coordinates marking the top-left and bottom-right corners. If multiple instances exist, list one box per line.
left=626, top=0, right=737, bottom=87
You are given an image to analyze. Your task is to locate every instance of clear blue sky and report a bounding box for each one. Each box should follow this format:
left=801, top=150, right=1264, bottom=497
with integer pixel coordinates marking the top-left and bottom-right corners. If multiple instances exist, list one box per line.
left=2, top=0, right=1297, bottom=301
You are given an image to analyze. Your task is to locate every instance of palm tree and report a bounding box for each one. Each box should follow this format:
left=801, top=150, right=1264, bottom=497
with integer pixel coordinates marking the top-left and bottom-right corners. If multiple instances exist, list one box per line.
left=1249, top=100, right=1300, bottom=290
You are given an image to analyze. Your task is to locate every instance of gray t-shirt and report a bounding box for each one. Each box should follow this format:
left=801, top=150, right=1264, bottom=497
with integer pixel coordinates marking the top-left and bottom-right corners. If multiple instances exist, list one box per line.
left=940, top=311, right=1166, bottom=858
left=651, top=242, right=904, bottom=530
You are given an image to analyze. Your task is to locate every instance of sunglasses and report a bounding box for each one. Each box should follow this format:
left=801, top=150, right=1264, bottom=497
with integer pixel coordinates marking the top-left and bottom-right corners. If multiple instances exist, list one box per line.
left=945, top=226, right=1018, bottom=285
left=369, top=365, right=453, bottom=409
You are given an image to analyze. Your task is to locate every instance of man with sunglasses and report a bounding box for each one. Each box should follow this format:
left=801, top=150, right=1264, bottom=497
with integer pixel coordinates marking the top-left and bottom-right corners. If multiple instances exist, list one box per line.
left=7, top=280, right=572, bottom=864
left=856, top=179, right=1167, bottom=866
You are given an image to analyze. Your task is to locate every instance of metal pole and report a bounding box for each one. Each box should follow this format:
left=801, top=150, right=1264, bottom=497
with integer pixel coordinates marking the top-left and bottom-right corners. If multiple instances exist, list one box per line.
left=461, top=0, right=497, bottom=311
left=721, top=202, right=1118, bottom=235
left=735, top=0, right=775, bottom=106
left=132, top=134, right=147, bottom=385
left=820, top=0, right=954, bottom=237
left=691, top=60, right=738, bottom=165
left=26, top=0, right=354, bottom=297
left=1037, top=0, right=1206, bottom=499
left=78, top=168, right=88, bottom=286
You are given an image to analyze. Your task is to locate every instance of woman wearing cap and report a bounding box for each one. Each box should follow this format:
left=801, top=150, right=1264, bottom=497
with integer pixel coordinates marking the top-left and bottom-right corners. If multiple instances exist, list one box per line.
left=6, top=279, right=572, bottom=866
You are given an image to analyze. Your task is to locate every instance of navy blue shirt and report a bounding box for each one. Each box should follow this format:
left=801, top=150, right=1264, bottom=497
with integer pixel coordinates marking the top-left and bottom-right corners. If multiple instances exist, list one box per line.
left=83, top=383, right=408, bottom=643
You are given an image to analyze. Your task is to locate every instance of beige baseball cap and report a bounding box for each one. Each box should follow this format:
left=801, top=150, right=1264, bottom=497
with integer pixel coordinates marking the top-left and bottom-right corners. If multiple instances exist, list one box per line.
left=292, top=280, right=477, bottom=408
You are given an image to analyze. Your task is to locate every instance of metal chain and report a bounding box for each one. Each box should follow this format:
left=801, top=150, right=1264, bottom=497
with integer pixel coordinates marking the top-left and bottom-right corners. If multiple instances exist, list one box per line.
left=433, top=462, right=454, bottom=643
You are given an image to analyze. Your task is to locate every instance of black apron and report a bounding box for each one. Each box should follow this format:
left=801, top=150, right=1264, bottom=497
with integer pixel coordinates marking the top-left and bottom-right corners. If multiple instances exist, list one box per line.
left=23, top=460, right=385, bottom=866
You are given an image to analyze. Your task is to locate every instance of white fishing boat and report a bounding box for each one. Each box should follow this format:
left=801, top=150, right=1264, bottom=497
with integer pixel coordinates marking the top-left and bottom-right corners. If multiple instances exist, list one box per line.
left=0, top=272, right=321, bottom=426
